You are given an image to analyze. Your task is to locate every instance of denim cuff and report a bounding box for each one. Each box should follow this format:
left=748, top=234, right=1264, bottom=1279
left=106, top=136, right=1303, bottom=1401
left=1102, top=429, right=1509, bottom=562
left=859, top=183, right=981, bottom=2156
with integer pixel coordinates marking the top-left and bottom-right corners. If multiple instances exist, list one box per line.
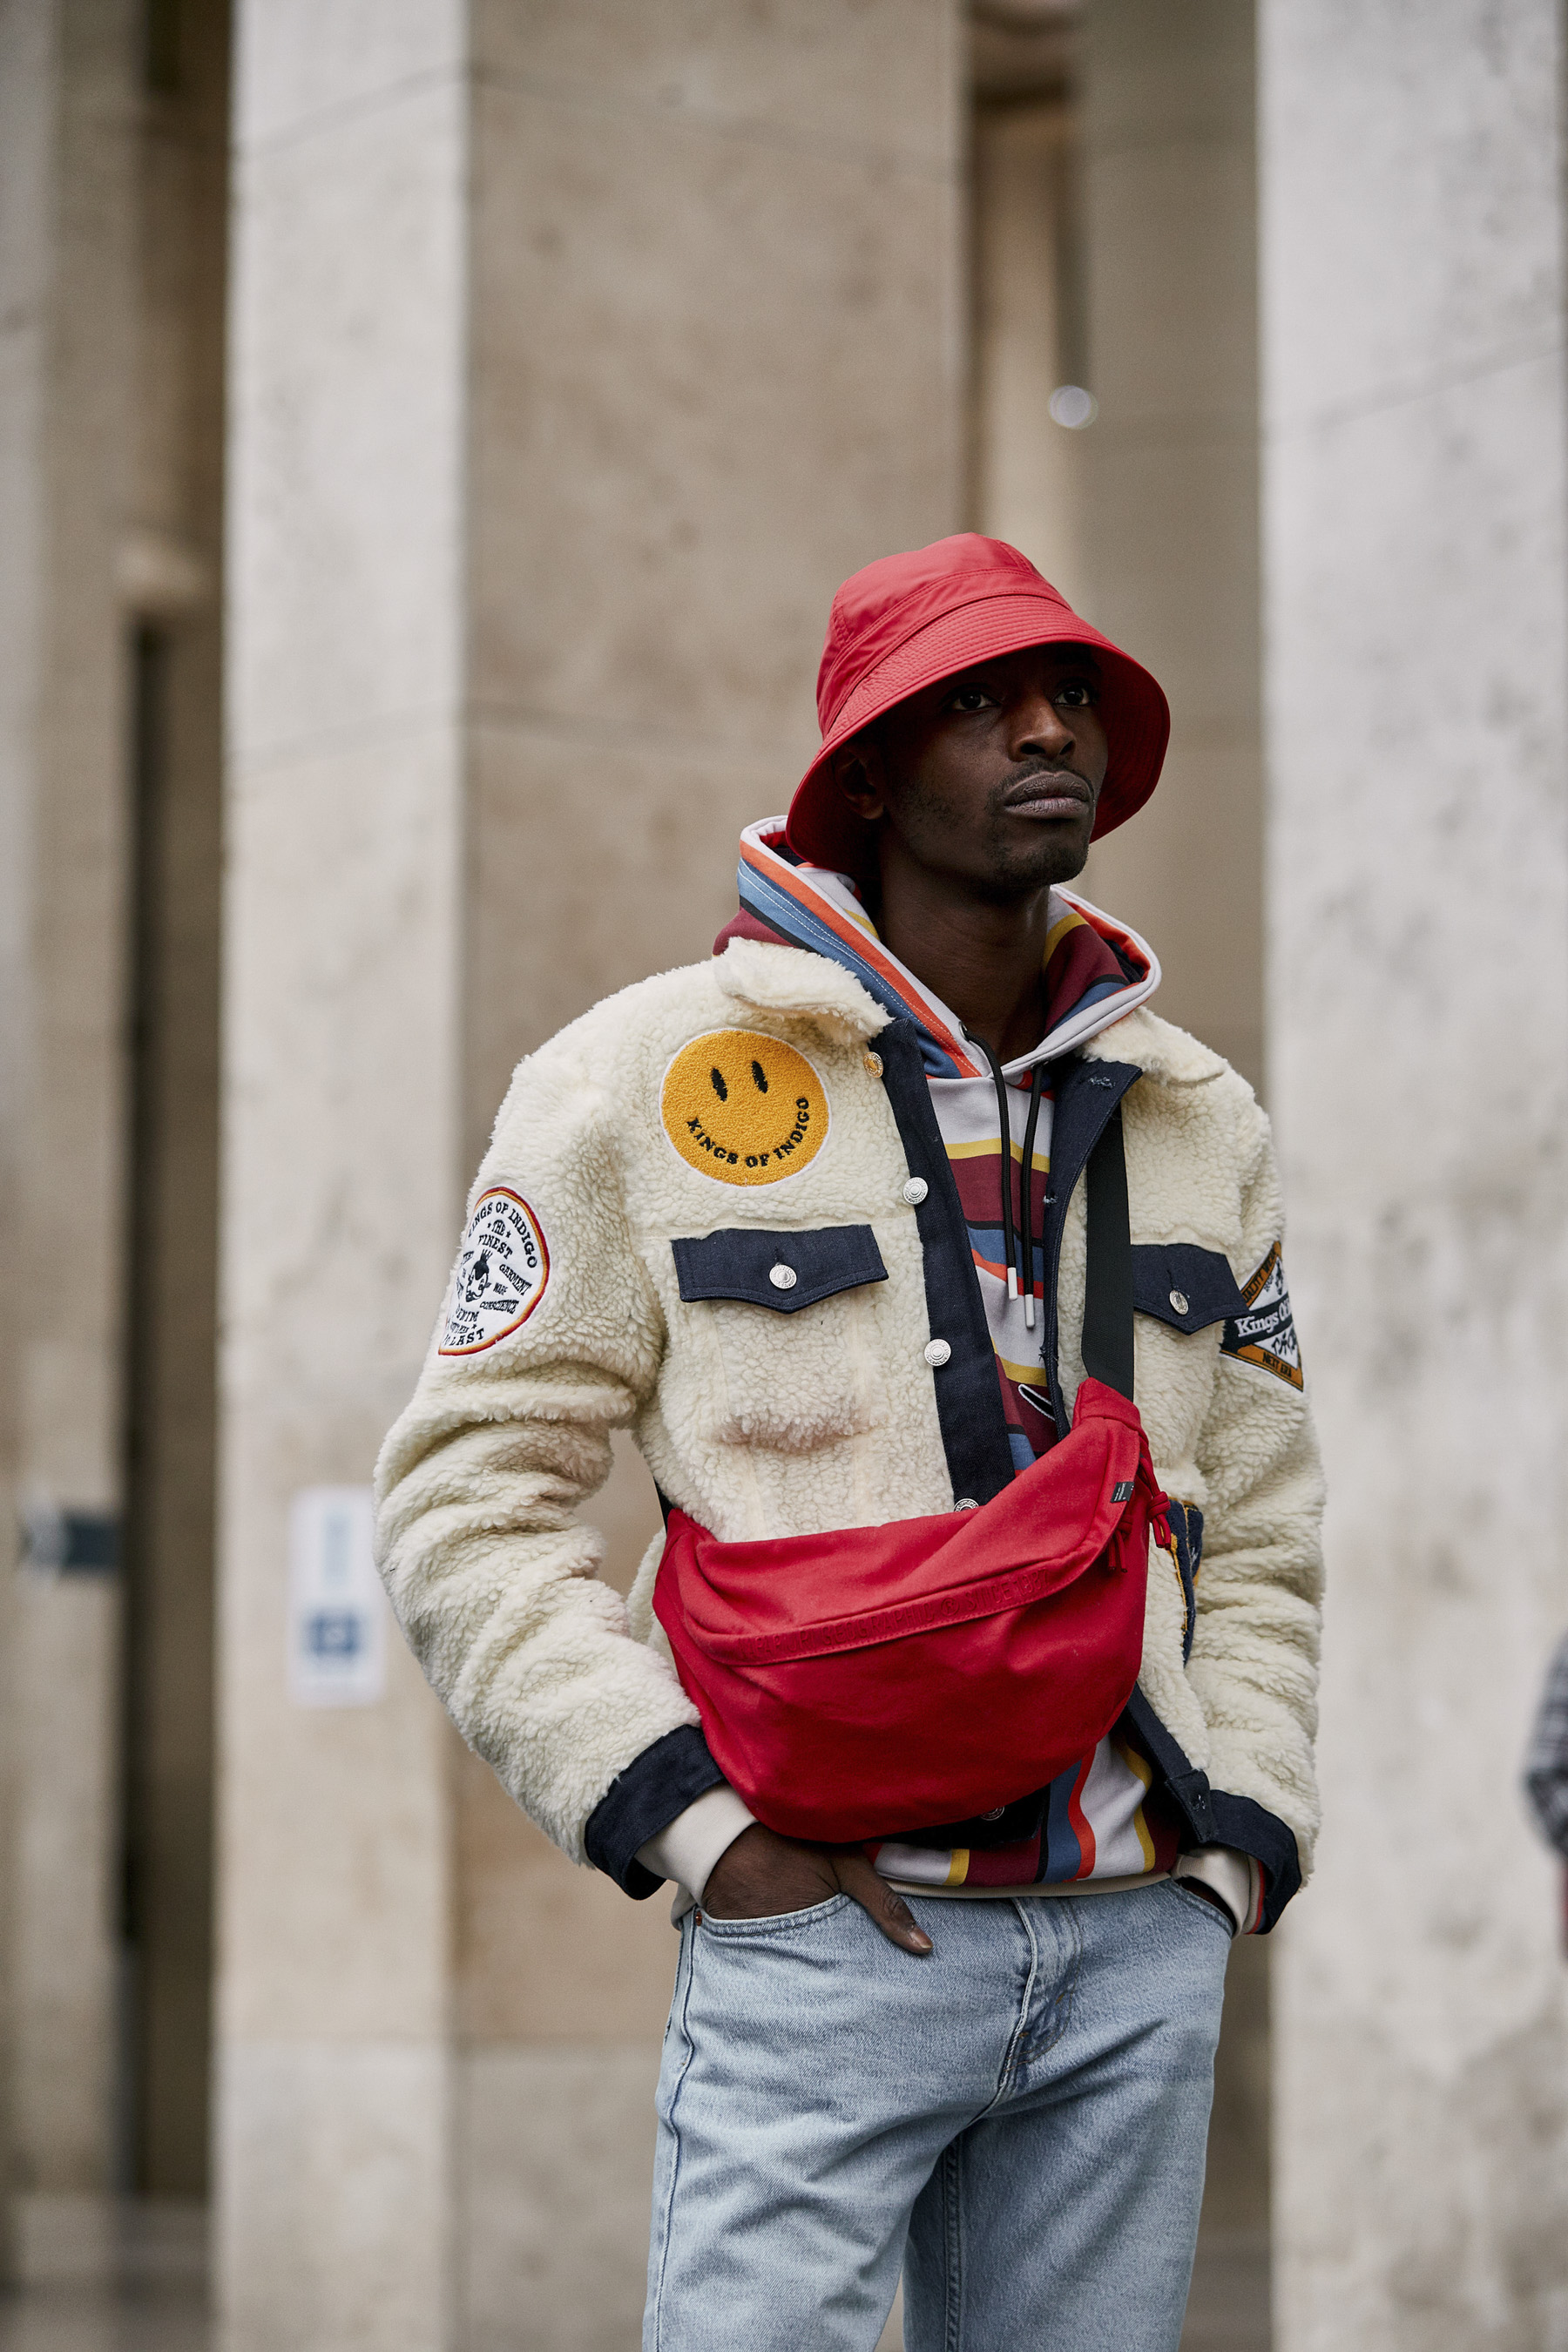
left=1203, top=1790, right=1301, bottom=1932
left=584, top=1725, right=726, bottom=1899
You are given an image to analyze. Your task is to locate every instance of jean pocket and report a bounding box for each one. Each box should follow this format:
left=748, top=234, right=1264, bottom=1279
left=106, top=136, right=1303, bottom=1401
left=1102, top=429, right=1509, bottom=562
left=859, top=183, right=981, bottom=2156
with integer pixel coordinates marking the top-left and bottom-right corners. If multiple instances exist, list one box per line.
left=695, top=1891, right=853, bottom=1942
left=1166, top=1877, right=1237, bottom=1939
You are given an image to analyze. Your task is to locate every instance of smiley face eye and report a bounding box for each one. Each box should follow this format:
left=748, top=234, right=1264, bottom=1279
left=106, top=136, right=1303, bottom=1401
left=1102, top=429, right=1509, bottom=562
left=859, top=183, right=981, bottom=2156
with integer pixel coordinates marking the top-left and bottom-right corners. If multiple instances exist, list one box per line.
left=752, top=1060, right=768, bottom=1093
left=710, top=1067, right=727, bottom=1102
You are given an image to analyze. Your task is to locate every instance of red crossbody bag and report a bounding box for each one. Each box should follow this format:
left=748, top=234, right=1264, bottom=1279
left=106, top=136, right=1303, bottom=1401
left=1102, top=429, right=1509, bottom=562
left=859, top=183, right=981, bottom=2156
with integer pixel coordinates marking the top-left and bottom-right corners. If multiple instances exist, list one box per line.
left=653, top=1106, right=1169, bottom=1843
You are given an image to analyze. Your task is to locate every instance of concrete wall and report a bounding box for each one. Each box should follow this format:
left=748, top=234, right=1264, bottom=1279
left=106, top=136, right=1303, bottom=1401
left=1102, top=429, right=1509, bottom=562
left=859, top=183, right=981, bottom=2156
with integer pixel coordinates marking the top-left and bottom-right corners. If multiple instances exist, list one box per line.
left=0, top=0, right=230, bottom=2244
left=218, top=5, right=963, bottom=2343
left=1260, top=4, right=1568, bottom=2347
left=971, top=88, right=1085, bottom=609
left=1078, top=0, right=1263, bottom=1098
left=0, top=0, right=141, bottom=2246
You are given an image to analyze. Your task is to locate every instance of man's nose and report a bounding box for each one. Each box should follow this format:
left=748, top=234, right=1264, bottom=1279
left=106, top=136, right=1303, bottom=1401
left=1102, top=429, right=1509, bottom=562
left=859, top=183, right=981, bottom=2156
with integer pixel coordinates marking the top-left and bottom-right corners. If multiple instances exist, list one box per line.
left=1012, top=693, right=1071, bottom=755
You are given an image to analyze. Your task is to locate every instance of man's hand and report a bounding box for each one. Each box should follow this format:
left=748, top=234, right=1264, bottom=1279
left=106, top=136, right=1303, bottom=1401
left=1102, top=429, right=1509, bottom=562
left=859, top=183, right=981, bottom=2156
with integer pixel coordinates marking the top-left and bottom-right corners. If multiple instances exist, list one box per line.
left=701, top=1822, right=933, bottom=1956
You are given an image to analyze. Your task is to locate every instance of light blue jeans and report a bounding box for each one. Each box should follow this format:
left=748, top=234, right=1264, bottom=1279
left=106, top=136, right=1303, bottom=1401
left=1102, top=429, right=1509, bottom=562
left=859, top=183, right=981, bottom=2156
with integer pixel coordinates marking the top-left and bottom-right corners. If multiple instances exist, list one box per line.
left=644, top=1879, right=1231, bottom=2351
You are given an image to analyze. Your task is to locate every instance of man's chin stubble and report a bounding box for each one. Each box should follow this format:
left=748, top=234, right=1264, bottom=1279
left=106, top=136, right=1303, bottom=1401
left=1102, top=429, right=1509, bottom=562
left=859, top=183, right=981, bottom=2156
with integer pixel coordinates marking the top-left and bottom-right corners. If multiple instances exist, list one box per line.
left=979, top=829, right=1091, bottom=899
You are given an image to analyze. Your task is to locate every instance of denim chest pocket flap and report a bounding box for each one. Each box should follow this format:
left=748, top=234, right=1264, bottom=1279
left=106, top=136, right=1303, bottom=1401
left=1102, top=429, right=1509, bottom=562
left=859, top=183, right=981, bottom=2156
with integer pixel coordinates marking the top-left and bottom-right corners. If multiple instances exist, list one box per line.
left=1131, top=1243, right=1247, bottom=1334
left=670, top=1225, right=887, bottom=1315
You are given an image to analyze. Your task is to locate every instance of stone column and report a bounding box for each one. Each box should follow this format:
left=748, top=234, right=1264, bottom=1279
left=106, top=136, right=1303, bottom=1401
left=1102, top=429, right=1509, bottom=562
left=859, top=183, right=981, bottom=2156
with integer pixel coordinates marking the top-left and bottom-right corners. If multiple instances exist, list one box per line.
left=218, top=6, right=467, bottom=2343
left=1260, top=5, right=1568, bottom=2347
left=0, top=0, right=142, bottom=2267
left=218, top=4, right=963, bottom=2344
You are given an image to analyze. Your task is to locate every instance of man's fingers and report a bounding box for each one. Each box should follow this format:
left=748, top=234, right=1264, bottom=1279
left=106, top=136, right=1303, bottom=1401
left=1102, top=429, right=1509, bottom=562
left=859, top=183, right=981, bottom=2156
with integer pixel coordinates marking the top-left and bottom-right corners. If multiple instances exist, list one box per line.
left=834, top=1852, right=934, bottom=1955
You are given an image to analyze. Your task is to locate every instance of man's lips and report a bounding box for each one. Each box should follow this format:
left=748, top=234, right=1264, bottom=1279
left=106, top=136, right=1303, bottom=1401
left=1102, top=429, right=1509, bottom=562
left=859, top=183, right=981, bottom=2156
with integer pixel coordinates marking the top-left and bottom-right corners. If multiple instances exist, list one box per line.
left=1000, top=770, right=1093, bottom=821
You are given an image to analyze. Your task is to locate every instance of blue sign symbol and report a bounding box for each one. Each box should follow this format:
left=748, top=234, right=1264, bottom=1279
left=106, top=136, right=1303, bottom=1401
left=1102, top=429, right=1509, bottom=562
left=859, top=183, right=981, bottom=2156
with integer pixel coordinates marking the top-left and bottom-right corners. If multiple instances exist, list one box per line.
left=307, top=1610, right=363, bottom=1659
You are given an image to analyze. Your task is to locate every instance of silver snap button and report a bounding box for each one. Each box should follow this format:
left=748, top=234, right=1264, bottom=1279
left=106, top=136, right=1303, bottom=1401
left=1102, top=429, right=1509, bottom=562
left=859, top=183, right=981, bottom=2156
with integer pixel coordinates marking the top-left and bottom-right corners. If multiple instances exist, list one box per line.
left=902, top=1177, right=929, bottom=1206
left=954, top=1497, right=979, bottom=1511
left=923, top=1338, right=951, bottom=1368
left=1169, top=1289, right=1188, bottom=1315
left=768, top=1263, right=797, bottom=1290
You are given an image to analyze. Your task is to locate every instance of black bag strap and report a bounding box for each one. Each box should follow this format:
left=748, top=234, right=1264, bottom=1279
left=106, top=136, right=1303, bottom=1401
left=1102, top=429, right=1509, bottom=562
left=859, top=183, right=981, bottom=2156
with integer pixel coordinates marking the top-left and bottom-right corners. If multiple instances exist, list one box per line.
left=1081, top=1104, right=1134, bottom=1400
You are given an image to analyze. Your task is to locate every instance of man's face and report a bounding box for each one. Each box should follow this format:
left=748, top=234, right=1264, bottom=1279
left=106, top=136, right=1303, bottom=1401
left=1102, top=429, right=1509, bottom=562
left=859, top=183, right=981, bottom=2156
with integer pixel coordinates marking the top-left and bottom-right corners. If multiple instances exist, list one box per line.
left=834, top=643, right=1110, bottom=902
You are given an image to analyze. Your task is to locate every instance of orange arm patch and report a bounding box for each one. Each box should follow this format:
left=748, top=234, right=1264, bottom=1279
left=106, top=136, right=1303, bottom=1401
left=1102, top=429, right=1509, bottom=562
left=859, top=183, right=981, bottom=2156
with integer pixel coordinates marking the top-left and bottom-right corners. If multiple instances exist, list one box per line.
left=1220, top=1240, right=1302, bottom=1389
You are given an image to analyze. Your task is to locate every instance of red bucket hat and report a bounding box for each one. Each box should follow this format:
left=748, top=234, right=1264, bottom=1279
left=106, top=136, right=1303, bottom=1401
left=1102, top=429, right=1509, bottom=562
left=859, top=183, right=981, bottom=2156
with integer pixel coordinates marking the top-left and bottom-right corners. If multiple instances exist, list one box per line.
left=786, top=534, right=1170, bottom=872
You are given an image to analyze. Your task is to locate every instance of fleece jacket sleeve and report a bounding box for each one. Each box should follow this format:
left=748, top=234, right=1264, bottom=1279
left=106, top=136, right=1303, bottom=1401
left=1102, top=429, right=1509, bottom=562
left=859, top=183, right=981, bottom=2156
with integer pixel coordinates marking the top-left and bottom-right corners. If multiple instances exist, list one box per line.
left=373, top=1029, right=708, bottom=1883
left=1186, top=1099, right=1326, bottom=1889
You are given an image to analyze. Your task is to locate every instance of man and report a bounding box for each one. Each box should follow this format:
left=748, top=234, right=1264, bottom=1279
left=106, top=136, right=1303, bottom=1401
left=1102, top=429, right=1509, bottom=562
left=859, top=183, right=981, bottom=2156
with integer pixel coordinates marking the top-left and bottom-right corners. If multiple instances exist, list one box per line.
left=1524, top=1631, right=1568, bottom=1951
left=375, top=534, right=1324, bottom=2351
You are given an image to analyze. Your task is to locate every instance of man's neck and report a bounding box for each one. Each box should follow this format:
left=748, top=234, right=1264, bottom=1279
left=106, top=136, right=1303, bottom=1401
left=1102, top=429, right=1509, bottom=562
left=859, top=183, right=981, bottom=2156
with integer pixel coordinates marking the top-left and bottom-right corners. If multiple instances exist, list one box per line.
left=875, top=865, right=1054, bottom=1066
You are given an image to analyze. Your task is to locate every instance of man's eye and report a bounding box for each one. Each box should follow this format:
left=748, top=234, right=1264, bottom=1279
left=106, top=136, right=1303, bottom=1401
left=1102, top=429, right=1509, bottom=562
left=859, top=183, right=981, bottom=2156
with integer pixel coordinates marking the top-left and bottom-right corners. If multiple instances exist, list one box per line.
left=947, top=688, right=994, bottom=712
left=1055, top=680, right=1096, bottom=708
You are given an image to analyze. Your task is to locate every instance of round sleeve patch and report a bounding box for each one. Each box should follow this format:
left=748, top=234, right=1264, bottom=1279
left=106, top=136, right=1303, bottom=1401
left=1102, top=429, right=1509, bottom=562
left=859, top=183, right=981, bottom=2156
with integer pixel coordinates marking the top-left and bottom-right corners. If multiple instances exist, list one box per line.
left=439, top=1188, right=550, bottom=1355
left=660, top=1029, right=829, bottom=1185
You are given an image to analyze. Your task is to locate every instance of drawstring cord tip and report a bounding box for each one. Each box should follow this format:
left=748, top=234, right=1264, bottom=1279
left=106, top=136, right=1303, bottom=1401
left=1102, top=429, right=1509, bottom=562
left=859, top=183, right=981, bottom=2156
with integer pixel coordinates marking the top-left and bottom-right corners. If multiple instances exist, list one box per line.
left=1024, top=1294, right=1036, bottom=1328
left=1006, top=1268, right=1018, bottom=1301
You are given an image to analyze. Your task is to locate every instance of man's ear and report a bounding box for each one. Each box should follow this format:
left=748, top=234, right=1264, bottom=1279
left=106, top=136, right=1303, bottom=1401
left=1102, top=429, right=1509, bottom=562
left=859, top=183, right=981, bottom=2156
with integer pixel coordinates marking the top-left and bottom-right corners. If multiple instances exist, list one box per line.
left=829, top=732, right=886, bottom=822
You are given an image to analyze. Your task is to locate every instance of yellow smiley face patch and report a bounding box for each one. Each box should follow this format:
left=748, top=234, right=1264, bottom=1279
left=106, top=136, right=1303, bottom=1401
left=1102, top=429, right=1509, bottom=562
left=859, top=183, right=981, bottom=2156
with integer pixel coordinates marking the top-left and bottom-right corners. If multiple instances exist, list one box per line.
left=661, top=1030, right=829, bottom=1185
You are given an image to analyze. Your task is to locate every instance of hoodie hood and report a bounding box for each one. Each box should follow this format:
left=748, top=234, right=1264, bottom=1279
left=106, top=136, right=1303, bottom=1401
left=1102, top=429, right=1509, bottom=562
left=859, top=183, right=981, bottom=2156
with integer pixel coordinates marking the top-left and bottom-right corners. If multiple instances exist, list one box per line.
left=718, top=819, right=1160, bottom=1076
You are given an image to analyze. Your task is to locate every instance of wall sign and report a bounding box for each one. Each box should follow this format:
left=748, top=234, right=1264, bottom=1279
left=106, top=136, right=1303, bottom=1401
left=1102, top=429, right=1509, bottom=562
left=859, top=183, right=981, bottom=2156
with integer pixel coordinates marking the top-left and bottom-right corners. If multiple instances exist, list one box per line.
left=20, top=1505, right=120, bottom=1574
left=287, top=1486, right=386, bottom=1707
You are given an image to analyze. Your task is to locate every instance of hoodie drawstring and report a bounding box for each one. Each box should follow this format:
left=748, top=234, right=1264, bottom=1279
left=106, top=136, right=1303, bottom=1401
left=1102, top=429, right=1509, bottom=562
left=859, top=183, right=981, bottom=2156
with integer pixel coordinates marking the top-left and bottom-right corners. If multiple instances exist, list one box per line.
left=968, top=1037, right=1051, bottom=1331
left=970, top=1035, right=1018, bottom=1305
left=1018, top=1058, right=1048, bottom=1330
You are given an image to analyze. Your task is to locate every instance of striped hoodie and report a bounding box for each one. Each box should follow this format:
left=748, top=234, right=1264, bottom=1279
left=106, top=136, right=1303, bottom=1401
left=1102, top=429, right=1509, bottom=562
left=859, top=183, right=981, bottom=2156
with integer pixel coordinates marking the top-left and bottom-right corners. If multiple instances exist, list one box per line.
left=717, top=821, right=1187, bottom=1893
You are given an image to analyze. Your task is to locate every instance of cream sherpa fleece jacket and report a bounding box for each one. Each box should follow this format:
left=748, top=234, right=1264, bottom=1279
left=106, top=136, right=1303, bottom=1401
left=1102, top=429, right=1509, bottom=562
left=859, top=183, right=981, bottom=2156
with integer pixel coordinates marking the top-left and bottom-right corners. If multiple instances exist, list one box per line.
left=374, top=941, right=1324, bottom=1930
